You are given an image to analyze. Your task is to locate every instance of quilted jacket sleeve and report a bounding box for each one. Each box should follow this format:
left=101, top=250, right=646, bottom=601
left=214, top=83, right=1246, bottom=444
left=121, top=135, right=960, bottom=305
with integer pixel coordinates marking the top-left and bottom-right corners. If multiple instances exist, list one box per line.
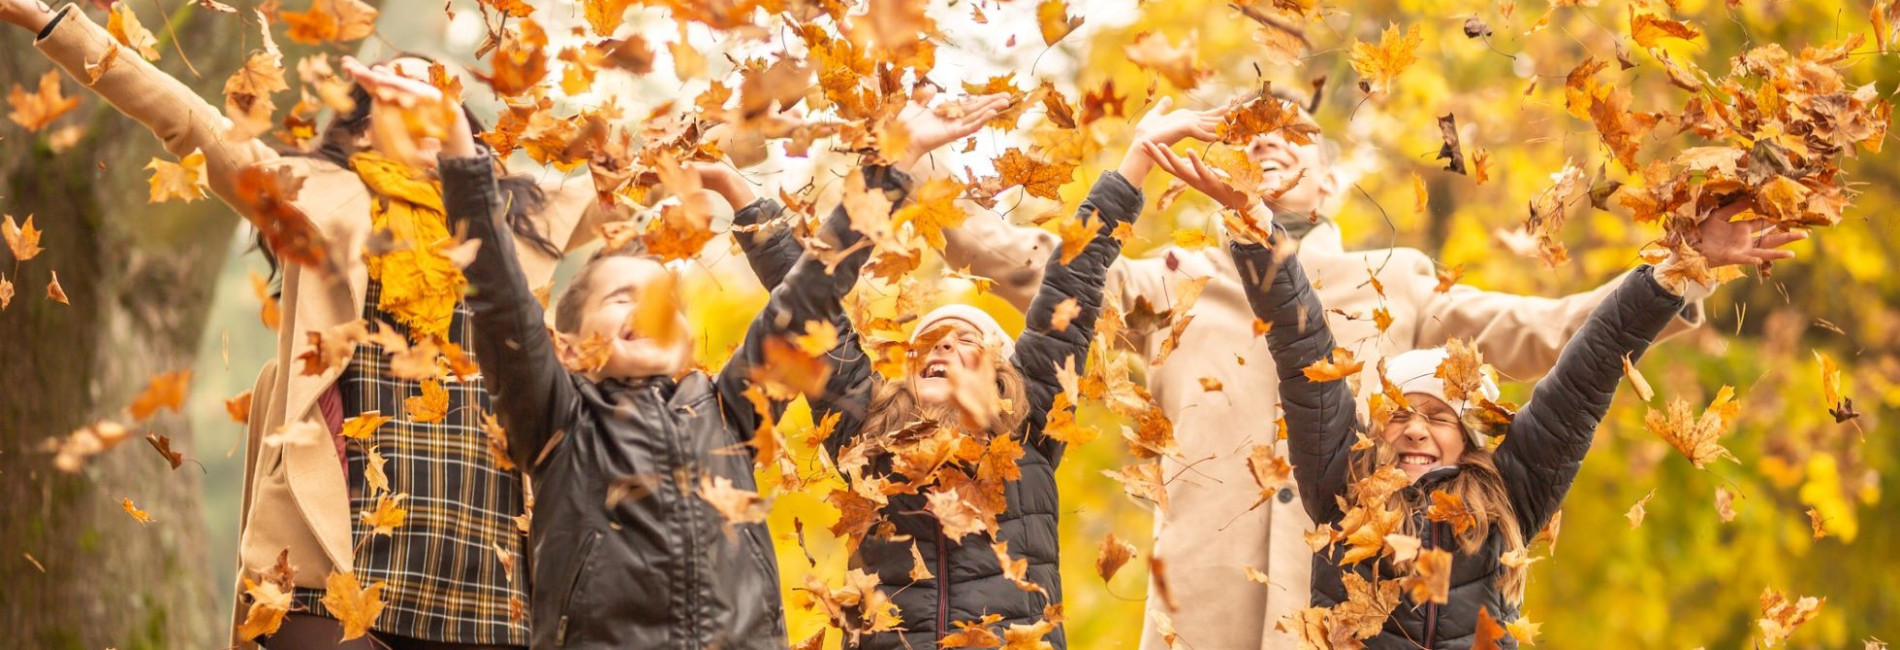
left=1010, top=172, right=1143, bottom=467
left=1495, top=264, right=1684, bottom=535
left=1233, top=239, right=1361, bottom=525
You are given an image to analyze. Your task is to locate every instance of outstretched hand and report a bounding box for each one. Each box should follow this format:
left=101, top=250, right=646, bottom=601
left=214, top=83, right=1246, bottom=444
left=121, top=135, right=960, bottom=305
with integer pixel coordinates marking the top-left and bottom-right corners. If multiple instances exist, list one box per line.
left=1688, top=198, right=1808, bottom=268
left=684, top=161, right=757, bottom=212
left=895, top=86, right=1011, bottom=170
left=341, top=57, right=474, bottom=164
left=1119, top=96, right=1224, bottom=184
left=1141, top=141, right=1251, bottom=213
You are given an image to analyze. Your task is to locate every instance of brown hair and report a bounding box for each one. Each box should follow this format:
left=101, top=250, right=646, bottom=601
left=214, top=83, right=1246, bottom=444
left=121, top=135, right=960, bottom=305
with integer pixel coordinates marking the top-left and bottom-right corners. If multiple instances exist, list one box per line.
left=1349, top=433, right=1529, bottom=603
left=857, top=345, right=1031, bottom=448
left=553, top=244, right=650, bottom=334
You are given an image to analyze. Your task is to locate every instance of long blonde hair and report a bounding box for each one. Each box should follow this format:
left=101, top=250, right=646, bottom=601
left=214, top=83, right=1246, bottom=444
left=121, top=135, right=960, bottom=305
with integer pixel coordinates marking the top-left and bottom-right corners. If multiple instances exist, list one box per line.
left=1350, top=436, right=1529, bottom=603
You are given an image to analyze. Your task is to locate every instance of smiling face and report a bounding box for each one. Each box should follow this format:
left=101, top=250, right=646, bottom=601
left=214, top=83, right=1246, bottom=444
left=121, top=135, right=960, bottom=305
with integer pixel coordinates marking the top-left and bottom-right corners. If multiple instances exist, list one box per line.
left=565, top=256, right=693, bottom=381
left=1382, top=393, right=1469, bottom=482
left=909, top=320, right=989, bottom=407
left=1245, top=110, right=1338, bottom=216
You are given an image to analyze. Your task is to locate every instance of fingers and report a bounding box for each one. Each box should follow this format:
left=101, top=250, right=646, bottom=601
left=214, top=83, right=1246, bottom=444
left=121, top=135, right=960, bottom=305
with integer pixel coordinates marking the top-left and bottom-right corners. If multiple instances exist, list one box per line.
left=1708, top=197, right=1755, bottom=221
left=913, top=85, right=939, bottom=106
left=1144, top=142, right=1189, bottom=177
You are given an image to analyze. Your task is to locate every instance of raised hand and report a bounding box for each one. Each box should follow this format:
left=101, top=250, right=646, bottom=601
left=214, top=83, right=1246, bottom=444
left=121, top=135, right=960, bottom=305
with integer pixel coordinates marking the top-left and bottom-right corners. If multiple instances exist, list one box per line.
left=0, top=0, right=56, bottom=32
left=1687, top=199, right=1808, bottom=268
left=341, top=56, right=474, bottom=165
left=1119, top=96, right=1224, bottom=184
left=684, top=161, right=757, bottom=211
left=895, top=86, right=1011, bottom=169
left=1141, top=141, right=1251, bottom=213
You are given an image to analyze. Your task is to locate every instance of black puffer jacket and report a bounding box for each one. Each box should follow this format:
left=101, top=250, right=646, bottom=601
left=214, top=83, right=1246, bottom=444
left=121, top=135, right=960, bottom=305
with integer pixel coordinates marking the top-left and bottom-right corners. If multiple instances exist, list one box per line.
left=1233, top=240, right=1685, bottom=649
left=444, top=153, right=878, bottom=650
left=737, top=172, right=1144, bottom=649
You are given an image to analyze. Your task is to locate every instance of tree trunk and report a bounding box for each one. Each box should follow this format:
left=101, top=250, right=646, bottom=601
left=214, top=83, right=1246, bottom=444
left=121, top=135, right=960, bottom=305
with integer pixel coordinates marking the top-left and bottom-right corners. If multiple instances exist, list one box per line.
left=0, top=2, right=375, bottom=646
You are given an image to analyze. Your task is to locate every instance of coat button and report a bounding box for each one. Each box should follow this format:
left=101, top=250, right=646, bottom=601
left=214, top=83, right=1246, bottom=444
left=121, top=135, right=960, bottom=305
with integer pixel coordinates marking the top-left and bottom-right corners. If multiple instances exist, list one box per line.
left=1277, top=488, right=1295, bottom=504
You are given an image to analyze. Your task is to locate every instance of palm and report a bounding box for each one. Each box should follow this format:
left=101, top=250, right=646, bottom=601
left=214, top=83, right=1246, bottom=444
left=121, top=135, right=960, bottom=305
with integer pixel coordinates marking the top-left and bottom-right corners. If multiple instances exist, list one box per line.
left=894, top=88, right=1010, bottom=167
left=1688, top=200, right=1806, bottom=268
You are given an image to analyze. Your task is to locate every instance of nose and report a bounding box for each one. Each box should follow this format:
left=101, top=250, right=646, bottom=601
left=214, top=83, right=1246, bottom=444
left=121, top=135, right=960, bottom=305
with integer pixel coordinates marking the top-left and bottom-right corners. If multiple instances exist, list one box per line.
left=1403, top=417, right=1432, bottom=442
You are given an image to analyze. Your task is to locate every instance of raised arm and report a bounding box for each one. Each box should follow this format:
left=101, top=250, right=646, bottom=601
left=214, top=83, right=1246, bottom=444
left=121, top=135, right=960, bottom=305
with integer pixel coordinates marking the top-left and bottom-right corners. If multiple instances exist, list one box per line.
left=1414, top=270, right=1704, bottom=382
left=21, top=4, right=279, bottom=206
left=1232, top=239, right=1360, bottom=525
left=714, top=167, right=904, bottom=452
left=1010, top=171, right=1143, bottom=466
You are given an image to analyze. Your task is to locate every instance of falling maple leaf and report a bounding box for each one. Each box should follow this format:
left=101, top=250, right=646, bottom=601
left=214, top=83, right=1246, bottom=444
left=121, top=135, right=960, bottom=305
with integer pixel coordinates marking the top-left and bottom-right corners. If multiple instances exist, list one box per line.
left=1645, top=385, right=1741, bottom=468
left=107, top=4, right=161, bottom=61
left=1625, top=488, right=1656, bottom=528
left=1806, top=507, right=1828, bottom=540
left=145, top=150, right=211, bottom=204
left=1036, top=0, right=1084, bottom=45
left=1056, top=209, right=1101, bottom=267
left=1349, top=23, right=1423, bottom=95
left=121, top=497, right=154, bottom=525
left=4, top=214, right=45, bottom=262
left=404, top=380, right=449, bottom=423
left=7, top=70, right=82, bottom=132
left=1095, top=532, right=1136, bottom=582
left=236, top=577, right=294, bottom=640
left=996, top=148, right=1076, bottom=201
left=128, top=369, right=192, bottom=420
left=361, top=493, right=409, bottom=537
left=0, top=274, right=12, bottom=310
left=1758, top=588, right=1823, bottom=647
left=1472, top=607, right=1510, bottom=650
left=1049, top=297, right=1082, bottom=332
left=1629, top=9, right=1702, bottom=48
left=1403, top=548, right=1452, bottom=605
left=700, top=474, right=769, bottom=526
left=48, top=420, right=131, bottom=473
left=146, top=434, right=185, bottom=470
left=1621, top=354, right=1655, bottom=402
left=1123, top=31, right=1210, bottom=90
left=1247, top=444, right=1294, bottom=510
left=1715, top=486, right=1738, bottom=523
left=46, top=271, right=68, bottom=305
left=232, top=166, right=329, bottom=271
left=281, top=0, right=380, bottom=44
left=893, top=176, right=970, bottom=250
left=1302, top=347, right=1364, bottom=382
left=225, top=390, right=253, bottom=423
left=362, top=443, right=390, bottom=497
left=1427, top=490, right=1477, bottom=536
left=321, top=571, right=387, bottom=640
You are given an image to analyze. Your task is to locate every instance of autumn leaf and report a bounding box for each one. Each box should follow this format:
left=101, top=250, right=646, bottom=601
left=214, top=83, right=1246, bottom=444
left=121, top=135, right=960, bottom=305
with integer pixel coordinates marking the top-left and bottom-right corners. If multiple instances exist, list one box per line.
left=128, top=369, right=192, bottom=420
left=1427, top=490, right=1476, bottom=536
left=1645, top=385, right=1741, bottom=468
left=1472, top=607, right=1509, bottom=650
left=1049, top=297, right=1082, bottom=332
left=46, top=271, right=68, bottom=304
left=144, top=150, right=211, bottom=203
left=1505, top=616, right=1542, bottom=645
left=1302, top=347, right=1364, bottom=382
left=321, top=571, right=387, bottom=640
left=121, top=497, right=154, bottom=525
left=893, top=176, right=970, bottom=250
left=996, top=148, right=1076, bottom=201
left=1625, top=488, right=1656, bottom=528
left=282, top=0, right=380, bottom=44
left=401, top=380, right=448, bottom=423
left=1630, top=10, right=1702, bottom=48
left=1806, top=507, right=1828, bottom=540
left=1403, top=548, right=1452, bottom=605
left=1124, top=31, right=1210, bottom=90
left=0, top=274, right=11, bottom=310
left=1758, top=588, right=1823, bottom=647
left=700, top=474, right=768, bottom=526
left=107, top=4, right=161, bottom=61
left=1247, top=444, right=1293, bottom=510
left=8, top=70, right=82, bottom=131
left=361, top=493, right=409, bottom=537
left=1349, top=23, right=1422, bottom=95
left=236, top=577, right=294, bottom=640
left=1036, top=0, right=1084, bottom=45
left=233, top=166, right=329, bottom=270
left=1621, top=354, right=1654, bottom=402
left=1095, top=532, right=1136, bottom=582
left=1056, top=209, right=1101, bottom=266
left=3, top=214, right=42, bottom=262
left=145, top=433, right=185, bottom=470
left=925, top=485, right=988, bottom=541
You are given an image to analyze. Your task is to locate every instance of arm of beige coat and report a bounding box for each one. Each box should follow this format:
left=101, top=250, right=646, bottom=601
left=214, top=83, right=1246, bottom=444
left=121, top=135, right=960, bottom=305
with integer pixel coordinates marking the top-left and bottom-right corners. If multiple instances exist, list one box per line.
left=34, top=4, right=278, bottom=206
left=1413, top=268, right=1704, bottom=382
left=941, top=208, right=1060, bottom=312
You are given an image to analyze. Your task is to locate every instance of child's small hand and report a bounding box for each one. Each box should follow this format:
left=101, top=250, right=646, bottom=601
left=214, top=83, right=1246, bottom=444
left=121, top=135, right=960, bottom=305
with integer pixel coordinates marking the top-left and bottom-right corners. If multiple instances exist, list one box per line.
left=1141, top=141, right=1252, bottom=213
left=342, top=56, right=474, bottom=163
left=1688, top=198, right=1808, bottom=268
left=685, top=162, right=756, bottom=211
left=1119, top=97, right=1224, bottom=184
left=894, top=87, right=1011, bottom=169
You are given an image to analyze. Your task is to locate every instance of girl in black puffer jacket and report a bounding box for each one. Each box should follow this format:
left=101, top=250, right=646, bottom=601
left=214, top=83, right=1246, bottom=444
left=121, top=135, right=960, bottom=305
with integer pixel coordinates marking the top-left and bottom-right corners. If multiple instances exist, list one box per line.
left=1219, top=198, right=1802, bottom=648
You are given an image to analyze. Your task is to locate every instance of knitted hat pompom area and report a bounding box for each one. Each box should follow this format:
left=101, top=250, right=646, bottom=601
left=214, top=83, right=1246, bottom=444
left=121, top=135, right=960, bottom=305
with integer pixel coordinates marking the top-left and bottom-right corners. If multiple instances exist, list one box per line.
left=910, top=304, right=1016, bottom=362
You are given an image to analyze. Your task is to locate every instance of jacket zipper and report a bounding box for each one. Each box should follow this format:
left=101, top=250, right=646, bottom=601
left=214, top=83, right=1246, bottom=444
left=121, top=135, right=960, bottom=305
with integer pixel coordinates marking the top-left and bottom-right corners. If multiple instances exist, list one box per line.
left=936, top=527, right=951, bottom=642
left=1422, top=521, right=1439, bottom=648
left=555, top=530, right=602, bottom=646
left=655, top=384, right=703, bottom=646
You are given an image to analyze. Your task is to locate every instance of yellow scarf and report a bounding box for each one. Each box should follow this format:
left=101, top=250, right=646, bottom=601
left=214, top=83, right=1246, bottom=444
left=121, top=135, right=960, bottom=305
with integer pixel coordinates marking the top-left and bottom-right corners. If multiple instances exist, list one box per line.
left=352, top=152, right=466, bottom=344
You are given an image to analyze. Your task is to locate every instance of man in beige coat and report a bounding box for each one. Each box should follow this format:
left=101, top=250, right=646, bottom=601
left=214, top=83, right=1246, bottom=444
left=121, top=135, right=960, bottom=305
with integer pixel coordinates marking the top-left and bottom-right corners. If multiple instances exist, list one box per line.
left=942, top=101, right=1703, bottom=650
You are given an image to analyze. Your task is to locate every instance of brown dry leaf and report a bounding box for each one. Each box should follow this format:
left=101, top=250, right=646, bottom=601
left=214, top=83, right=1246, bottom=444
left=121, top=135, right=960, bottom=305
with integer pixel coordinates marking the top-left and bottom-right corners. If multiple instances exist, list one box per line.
left=700, top=474, right=768, bottom=526
left=1049, top=298, right=1082, bottom=332
left=320, top=571, right=387, bottom=641
left=1101, top=462, right=1169, bottom=514
left=233, top=166, right=328, bottom=270
left=3, top=214, right=43, bottom=262
left=236, top=577, right=294, bottom=640
left=362, top=443, right=390, bottom=497
left=1434, top=338, right=1487, bottom=403
left=1625, top=488, right=1656, bottom=528
left=0, top=274, right=11, bottom=310
left=996, top=148, right=1076, bottom=201
left=1472, top=606, right=1509, bottom=650
left=1427, top=490, right=1476, bottom=536
left=1645, top=385, right=1741, bottom=468
left=145, top=150, right=210, bottom=203
left=1400, top=548, right=1451, bottom=605
left=924, top=485, right=988, bottom=541
left=225, top=390, right=253, bottom=423
left=1806, top=507, right=1828, bottom=540
left=1056, top=209, right=1101, bottom=267
left=282, top=0, right=380, bottom=44
left=1095, top=532, right=1136, bottom=582
left=339, top=411, right=390, bottom=440
left=47, top=420, right=130, bottom=473
left=145, top=433, right=185, bottom=470
left=1758, top=588, right=1823, bottom=647
left=990, top=541, right=1045, bottom=595
left=121, top=497, right=154, bottom=525
left=129, top=369, right=192, bottom=420
left=1715, top=486, right=1737, bottom=523
left=752, top=336, right=833, bottom=400
left=941, top=619, right=1003, bottom=648
left=1349, top=23, right=1423, bottom=95
left=1124, top=31, right=1210, bottom=90
left=360, top=493, right=409, bottom=537
left=404, top=380, right=449, bottom=423
left=1621, top=354, right=1654, bottom=402
left=1247, top=444, right=1293, bottom=510
left=8, top=70, right=82, bottom=131
left=46, top=271, right=68, bottom=304
left=1302, top=347, right=1363, bottom=382
left=107, top=4, right=161, bottom=61
left=893, top=177, right=970, bottom=251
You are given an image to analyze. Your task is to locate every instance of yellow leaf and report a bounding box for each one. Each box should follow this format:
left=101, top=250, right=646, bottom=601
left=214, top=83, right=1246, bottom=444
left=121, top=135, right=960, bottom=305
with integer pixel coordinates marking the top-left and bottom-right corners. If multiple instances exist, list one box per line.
left=3, top=214, right=43, bottom=262
left=128, top=369, right=192, bottom=420
left=996, top=148, right=1075, bottom=201
left=893, top=177, right=969, bottom=250
left=405, top=380, right=449, bottom=423
left=1123, top=31, right=1210, bottom=90
left=1056, top=209, right=1101, bottom=266
left=1036, top=0, right=1084, bottom=45
left=6, top=70, right=82, bottom=132
left=1349, top=23, right=1423, bottom=94
left=107, top=4, right=161, bottom=61
left=1049, top=297, right=1081, bottom=332
left=1625, top=488, right=1656, bottom=528
left=236, top=578, right=294, bottom=640
left=1302, top=347, right=1363, bottom=382
left=145, top=149, right=210, bottom=204
left=320, top=571, right=387, bottom=641
left=1621, top=354, right=1654, bottom=402
left=1644, top=386, right=1741, bottom=468
left=1403, top=548, right=1452, bottom=605
left=360, top=493, right=409, bottom=537
left=121, top=497, right=154, bottom=525
left=281, top=0, right=380, bottom=45
left=1630, top=10, right=1702, bottom=48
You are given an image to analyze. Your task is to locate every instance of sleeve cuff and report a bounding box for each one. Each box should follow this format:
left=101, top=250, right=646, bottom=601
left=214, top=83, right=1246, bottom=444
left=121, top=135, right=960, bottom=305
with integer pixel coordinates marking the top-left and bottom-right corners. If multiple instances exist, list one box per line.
left=37, top=6, right=70, bottom=41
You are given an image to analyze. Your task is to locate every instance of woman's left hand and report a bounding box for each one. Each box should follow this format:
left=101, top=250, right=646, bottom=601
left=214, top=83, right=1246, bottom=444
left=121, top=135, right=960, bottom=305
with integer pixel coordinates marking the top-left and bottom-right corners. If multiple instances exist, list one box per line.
left=1689, top=198, right=1808, bottom=268
left=341, top=57, right=475, bottom=164
left=894, top=86, right=1011, bottom=169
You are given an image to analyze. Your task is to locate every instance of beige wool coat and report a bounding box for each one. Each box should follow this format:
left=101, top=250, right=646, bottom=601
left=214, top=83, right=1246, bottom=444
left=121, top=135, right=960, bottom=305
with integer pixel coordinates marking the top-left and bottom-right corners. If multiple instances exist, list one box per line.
left=944, top=209, right=1701, bottom=650
left=34, top=6, right=610, bottom=645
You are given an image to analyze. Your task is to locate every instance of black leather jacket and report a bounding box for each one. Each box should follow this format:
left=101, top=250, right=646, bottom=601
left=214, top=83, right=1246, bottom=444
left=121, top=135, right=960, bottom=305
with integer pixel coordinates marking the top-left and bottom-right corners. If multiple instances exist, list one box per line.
left=1235, top=240, right=1685, bottom=649
left=734, top=172, right=1144, bottom=649
left=444, top=153, right=876, bottom=649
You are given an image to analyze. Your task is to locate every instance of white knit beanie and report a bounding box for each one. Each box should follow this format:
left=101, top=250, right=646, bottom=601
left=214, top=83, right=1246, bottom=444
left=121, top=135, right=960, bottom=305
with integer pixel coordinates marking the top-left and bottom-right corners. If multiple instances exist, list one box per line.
left=1383, top=348, right=1501, bottom=447
left=912, top=304, right=1016, bottom=361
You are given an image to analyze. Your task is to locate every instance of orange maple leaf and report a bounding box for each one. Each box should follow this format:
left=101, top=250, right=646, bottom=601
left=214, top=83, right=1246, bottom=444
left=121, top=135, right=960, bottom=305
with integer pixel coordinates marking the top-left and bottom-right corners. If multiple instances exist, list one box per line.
left=7, top=70, right=82, bottom=131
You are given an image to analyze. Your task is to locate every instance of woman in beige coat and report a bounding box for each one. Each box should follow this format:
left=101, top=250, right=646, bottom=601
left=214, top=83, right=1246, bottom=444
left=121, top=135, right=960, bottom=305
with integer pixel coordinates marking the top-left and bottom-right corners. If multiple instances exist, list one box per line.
left=3, top=3, right=610, bottom=648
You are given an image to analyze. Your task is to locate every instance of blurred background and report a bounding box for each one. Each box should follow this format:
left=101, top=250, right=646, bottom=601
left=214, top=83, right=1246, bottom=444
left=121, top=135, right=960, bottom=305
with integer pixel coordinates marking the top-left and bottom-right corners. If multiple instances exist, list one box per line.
left=1, top=0, right=1895, bottom=647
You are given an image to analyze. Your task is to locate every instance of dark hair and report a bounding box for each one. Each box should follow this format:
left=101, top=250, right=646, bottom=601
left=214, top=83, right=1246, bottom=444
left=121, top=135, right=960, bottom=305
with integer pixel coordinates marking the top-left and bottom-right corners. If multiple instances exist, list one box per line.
left=553, top=243, right=649, bottom=334
left=259, top=54, right=560, bottom=281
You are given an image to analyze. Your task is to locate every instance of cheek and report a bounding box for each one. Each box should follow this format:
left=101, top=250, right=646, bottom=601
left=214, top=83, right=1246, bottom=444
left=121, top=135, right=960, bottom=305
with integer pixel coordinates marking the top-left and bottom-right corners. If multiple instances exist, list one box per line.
left=1435, top=427, right=1467, bottom=456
